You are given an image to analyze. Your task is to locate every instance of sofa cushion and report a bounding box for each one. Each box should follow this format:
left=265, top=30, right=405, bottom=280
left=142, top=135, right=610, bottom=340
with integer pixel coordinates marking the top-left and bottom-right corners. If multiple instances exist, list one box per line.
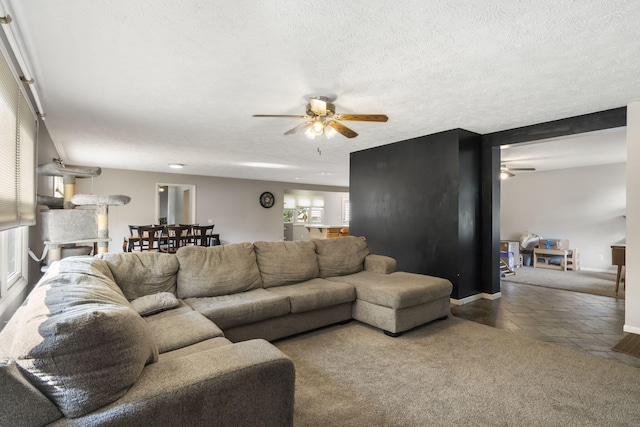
left=176, top=243, right=263, bottom=298
left=98, top=252, right=179, bottom=300
left=266, top=278, right=355, bottom=313
left=10, top=259, right=157, bottom=418
left=158, top=337, right=233, bottom=362
left=0, top=314, right=63, bottom=427
left=364, top=254, right=397, bottom=274
left=314, top=236, right=370, bottom=278
left=184, top=288, right=290, bottom=329
left=327, top=271, right=452, bottom=310
left=254, top=240, right=319, bottom=288
left=144, top=311, right=225, bottom=353
left=131, top=292, right=180, bottom=316
left=142, top=299, right=194, bottom=321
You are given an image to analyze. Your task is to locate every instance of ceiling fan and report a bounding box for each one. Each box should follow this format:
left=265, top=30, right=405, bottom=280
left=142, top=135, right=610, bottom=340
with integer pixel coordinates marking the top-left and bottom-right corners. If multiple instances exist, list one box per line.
left=500, top=163, right=536, bottom=179
left=252, top=96, right=388, bottom=139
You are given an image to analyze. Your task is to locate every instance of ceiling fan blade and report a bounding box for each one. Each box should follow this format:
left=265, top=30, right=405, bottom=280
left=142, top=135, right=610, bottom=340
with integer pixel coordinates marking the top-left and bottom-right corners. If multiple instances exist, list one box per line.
left=328, top=121, right=358, bottom=138
left=508, top=167, right=536, bottom=171
left=284, top=122, right=312, bottom=135
left=335, top=114, right=389, bottom=122
left=252, top=114, right=309, bottom=119
left=308, top=98, right=327, bottom=115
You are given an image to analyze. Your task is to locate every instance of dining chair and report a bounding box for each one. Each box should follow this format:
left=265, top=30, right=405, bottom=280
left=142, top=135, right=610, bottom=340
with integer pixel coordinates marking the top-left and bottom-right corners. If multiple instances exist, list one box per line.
left=161, top=225, right=189, bottom=253
left=179, top=224, right=195, bottom=245
left=192, top=225, right=215, bottom=247
left=127, top=225, right=148, bottom=251
left=138, top=226, right=164, bottom=252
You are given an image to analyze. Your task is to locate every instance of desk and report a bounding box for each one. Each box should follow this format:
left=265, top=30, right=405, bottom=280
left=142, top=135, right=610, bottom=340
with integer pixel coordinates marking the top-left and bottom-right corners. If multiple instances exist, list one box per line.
left=611, top=245, right=625, bottom=296
left=533, top=248, right=569, bottom=271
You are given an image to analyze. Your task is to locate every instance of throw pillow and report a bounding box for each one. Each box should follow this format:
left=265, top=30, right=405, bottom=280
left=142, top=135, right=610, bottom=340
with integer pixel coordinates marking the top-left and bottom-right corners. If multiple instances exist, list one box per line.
left=131, top=292, right=180, bottom=316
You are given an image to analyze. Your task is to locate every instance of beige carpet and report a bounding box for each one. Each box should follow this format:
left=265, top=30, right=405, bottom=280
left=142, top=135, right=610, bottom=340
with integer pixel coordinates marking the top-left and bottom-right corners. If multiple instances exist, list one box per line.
left=503, top=266, right=623, bottom=298
left=275, top=318, right=640, bottom=426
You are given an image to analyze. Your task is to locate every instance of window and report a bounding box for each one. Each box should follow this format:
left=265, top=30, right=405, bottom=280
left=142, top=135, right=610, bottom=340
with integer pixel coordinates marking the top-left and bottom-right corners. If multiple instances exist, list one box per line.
left=294, top=207, right=324, bottom=224
left=0, top=41, right=37, bottom=232
left=283, top=209, right=294, bottom=222
left=342, top=196, right=350, bottom=225
left=0, top=38, right=36, bottom=306
left=0, top=226, right=28, bottom=300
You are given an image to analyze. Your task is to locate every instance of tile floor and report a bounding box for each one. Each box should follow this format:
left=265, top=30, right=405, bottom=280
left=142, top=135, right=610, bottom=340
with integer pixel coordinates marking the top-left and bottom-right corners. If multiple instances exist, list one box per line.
left=451, top=279, right=640, bottom=368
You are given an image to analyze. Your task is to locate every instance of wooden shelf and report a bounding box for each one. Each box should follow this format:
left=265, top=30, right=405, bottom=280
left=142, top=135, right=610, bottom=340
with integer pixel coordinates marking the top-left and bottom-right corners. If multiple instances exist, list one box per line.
left=533, top=248, right=569, bottom=271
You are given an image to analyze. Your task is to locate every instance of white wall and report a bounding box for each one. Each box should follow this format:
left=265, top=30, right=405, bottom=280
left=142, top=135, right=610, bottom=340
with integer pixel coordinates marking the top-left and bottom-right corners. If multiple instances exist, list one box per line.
left=75, top=168, right=347, bottom=252
left=500, top=162, right=626, bottom=271
left=322, top=191, right=347, bottom=225
left=626, top=102, right=640, bottom=334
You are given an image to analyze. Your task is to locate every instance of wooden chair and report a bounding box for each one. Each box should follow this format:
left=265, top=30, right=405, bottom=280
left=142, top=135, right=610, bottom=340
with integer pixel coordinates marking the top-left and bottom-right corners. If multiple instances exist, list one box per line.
left=192, top=225, right=215, bottom=246
left=127, top=225, right=150, bottom=251
left=161, top=225, right=189, bottom=253
left=179, top=224, right=195, bottom=245
left=138, top=226, right=164, bottom=252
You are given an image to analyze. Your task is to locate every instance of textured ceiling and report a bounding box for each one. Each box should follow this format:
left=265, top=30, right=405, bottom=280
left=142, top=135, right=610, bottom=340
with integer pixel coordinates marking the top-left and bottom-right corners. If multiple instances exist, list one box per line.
left=2, top=0, right=639, bottom=186
left=501, top=127, right=627, bottom=174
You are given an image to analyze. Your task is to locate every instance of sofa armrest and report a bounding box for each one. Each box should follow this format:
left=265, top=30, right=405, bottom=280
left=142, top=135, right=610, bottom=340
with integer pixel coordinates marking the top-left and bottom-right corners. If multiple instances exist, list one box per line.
left=50, top=339, right=294, bottom=427
left=364, top=254, right=397, bottom=274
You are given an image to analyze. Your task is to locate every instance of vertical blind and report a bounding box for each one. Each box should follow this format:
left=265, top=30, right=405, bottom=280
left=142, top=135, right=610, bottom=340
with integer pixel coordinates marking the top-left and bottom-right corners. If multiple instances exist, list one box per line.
left=0, top=46, right=37, bottom=231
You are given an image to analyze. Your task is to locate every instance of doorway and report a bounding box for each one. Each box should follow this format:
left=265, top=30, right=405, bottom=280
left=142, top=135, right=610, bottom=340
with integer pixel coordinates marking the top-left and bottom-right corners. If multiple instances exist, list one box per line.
left=155, top=183, right=197, bottom=225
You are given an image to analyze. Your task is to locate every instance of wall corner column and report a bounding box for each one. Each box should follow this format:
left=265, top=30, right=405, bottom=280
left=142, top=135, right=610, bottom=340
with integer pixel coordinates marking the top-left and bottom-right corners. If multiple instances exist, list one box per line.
left=625, top=101, right=640, bottom=333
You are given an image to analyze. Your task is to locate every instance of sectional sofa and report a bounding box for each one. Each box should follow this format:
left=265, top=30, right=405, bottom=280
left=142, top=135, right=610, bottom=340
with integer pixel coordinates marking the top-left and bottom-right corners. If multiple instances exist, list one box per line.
left=0, top=236, right=452, bottom=426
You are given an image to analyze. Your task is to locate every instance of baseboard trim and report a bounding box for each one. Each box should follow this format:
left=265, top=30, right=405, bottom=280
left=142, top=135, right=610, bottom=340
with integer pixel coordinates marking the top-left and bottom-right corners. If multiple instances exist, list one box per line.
left=623, top=325, right=640, bottom=335
left=451, top=292, right=502, bottom=305
left=579, top=267, right=617, bottom=274
left=481, top=292, right=502, bottom=300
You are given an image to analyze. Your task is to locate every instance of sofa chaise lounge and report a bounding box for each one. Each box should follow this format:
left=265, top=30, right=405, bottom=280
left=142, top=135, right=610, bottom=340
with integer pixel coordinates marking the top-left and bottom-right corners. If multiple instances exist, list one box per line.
left=0, top=236, right=452, bottom=426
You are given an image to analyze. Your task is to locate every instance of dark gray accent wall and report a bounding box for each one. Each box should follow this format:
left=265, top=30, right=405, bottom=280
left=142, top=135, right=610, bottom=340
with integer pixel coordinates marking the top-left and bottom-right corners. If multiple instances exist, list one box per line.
left=350, top=107, right=626, bottom=302
left=480, top=143, right=501, bottom=295
left=350, top=129, right=482, bottom=300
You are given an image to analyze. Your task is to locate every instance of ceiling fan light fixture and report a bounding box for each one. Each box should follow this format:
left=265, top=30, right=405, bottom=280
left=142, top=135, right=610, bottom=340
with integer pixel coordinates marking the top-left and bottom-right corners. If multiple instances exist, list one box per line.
left=500, top=170, right=514, bottom=180
left=254, top=95, right=387, bottom=140
left=304, top=127, right=317, bottom=139
left=311, top=120, right=325, bottom=135
left=324, top=122, right=337, bottom=138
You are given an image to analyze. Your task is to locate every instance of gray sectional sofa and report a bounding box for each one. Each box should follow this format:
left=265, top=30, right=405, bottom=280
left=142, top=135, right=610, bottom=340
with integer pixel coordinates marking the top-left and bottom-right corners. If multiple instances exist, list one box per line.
left=0, top=236, right=452, bottom=426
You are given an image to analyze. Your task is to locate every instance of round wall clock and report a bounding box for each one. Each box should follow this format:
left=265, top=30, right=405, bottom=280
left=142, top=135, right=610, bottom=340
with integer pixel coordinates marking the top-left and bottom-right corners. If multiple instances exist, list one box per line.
left=259, top=191, right=275, bottom=208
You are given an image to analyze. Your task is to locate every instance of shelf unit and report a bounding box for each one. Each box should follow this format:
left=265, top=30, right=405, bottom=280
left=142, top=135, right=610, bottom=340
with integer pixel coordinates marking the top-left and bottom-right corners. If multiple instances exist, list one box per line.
left=533, top=248, right=569, bottom=271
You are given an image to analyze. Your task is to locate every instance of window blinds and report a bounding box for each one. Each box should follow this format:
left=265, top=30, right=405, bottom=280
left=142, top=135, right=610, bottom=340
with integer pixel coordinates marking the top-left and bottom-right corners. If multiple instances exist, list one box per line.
left=0, top=46, right=37, bottom=231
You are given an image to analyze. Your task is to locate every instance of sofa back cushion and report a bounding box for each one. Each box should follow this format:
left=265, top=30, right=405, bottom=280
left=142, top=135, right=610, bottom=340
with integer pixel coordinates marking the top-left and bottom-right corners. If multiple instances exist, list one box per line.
left=314, top=236, right=370, bottom=278
left=254, top=241, right=319, bottom=288
left=1, top=316, right=63, bottom=426
left=9, top=258, right=158, bottom=419
left=98, top=252, right=179, bottom=300
left=176, top=243, right=263, bottom=298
